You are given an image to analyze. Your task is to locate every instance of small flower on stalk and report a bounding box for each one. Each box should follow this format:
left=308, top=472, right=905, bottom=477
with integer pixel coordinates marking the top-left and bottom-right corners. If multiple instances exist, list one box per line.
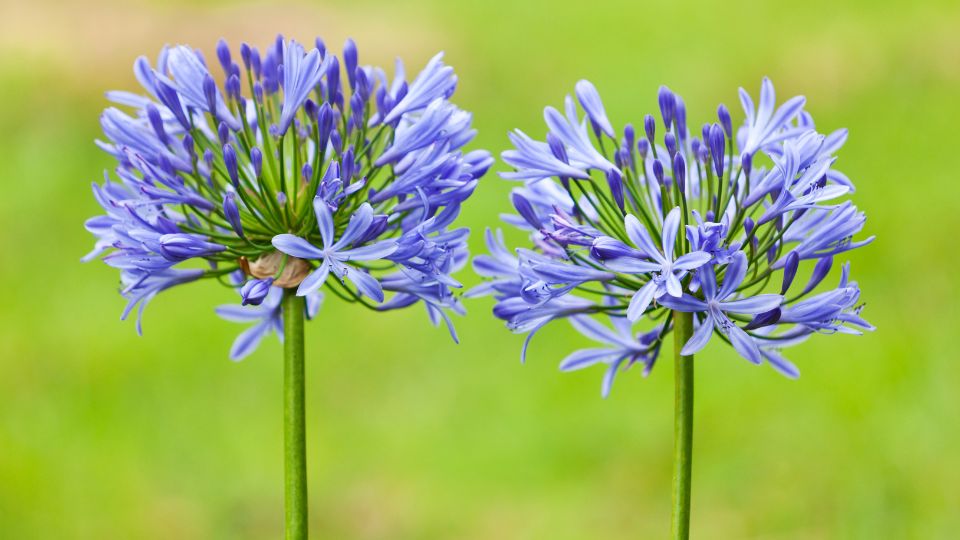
left=85, top=35, right=489, bottom=356
left=476, top=78, right=873, bottom=396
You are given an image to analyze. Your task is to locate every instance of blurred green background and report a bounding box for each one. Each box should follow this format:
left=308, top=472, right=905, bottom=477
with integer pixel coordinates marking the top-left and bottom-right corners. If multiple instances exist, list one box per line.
left=1, top=0, right=958, bottom=538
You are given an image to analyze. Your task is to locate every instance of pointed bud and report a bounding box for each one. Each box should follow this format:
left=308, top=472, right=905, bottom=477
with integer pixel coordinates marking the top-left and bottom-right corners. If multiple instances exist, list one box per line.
left=202, top=74, right=218, bottom=119
left=781, top=251, right=800, bottom=294
left=801, top=256, right=834, bottom=296
left=673, top=153, right=686, bottom=193
left=326, top=56, right=341, bottom=104
left=240, top=278, right=273, bottom=306
left=250, top=47, right=262, bottom=79
left=182, top=134, right=196, bottom=163
left=606, top=169, right=625, bottom=212
left=658, top=85, right=676, bottom=130
left=644, top=114, right=656, bottom=143
left=223, top=191, right=244, bottom=238
left=637, top=139, right=649, bottom=158
left=250, top=147, right=262, bottom=178
left=741, top=152, right=753, bottom=177
left=675, top=96, right=687, bottom=141
left=218, top=122, right=230, bottom=146
left=512, top=192, right=541, bottom=229
left=708, top=123, right=725, bottom=177
left=302, top=163, right=313, bottom=184
left=216, top=39, right=232, bottom=75
left=652, top=158, right=665, bottom=184
left=145, top=104, right=169, bottom=145
left=240, top=43, right=252, bottom=70
left=744, top=308, right=781, bottom=330
left=343, top=38, right=358, bottom=90
left=546, top=132, right=568, bottom=163
left=717, top=104, right=733, bottom=138
left=623, top=123, right=635, bottom=151
left=664, top=132, right=677, bottom=157
left=223, top=144, right=239, bottom=187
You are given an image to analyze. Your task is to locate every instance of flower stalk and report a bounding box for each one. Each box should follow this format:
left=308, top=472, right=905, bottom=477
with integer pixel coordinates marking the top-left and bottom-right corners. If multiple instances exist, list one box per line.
left=671, top=309, right=693, bottom=540
left=282, top=289, right=308, bottom=540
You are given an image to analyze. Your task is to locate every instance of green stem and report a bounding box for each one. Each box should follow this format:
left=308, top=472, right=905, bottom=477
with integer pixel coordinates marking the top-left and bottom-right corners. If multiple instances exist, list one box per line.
left=671, top=310, right=694, bottom=540
left=282, top=290, right=308, bottom=540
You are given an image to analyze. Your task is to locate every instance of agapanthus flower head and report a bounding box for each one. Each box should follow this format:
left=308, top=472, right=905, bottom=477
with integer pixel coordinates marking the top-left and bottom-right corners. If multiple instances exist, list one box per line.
left=477, top=78, right=873, bottom=396
left=86, top=35, right=491, bottom=358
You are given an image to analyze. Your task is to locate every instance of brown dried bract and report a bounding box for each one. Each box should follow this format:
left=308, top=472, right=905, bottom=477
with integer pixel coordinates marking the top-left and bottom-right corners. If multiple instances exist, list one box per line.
left=240, top=251, right=311, bottom=288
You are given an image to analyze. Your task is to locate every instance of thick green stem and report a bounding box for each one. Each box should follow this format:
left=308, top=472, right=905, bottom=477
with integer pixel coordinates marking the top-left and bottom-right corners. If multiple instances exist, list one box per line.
left=282, top=290, right=308, bottom=540
left=671, top=310, right=694, bottom=540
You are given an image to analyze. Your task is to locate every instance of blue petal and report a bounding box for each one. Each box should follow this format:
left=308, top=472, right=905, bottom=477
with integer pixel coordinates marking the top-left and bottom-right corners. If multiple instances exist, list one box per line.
left=627, top=281, right=658, bottom=321
left=624, top=214, right=662, bottom=262
left=345, top=266, right=384, bottom=302
left=229, top=321, right=270, bottom=361
left=717, top=251, right=748, bottom=299
left=602, top=257, right=662, bottom=273
left=658, top=294, right=707, bottom=312
left=338, top=240, right=398, bottom=261
left=601, top=356, right=628, bottom=398
left=559, top=348, right=617, bottom=371
left=661, top=207, right=681, bottom=261
left=721, top=294, right=783, bottom=315
left=681, top=314, right=715, bottom=356
left=272, top=234, right=325, bottom=259
left=313, top=198, right=334, bottom=248
left=333, top=202, right=374, bottom=250
left=760, top=348, right=800, bottom=379
left=296, top=262, right=330, bottom=296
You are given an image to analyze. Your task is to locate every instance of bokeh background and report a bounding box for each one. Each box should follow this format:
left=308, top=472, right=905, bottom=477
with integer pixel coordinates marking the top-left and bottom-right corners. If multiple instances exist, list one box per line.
left=1, top=0, right=958, bottom=538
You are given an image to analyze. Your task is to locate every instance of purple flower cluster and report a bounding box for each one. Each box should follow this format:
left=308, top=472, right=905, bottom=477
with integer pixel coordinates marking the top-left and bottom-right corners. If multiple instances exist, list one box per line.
left=475, top=79, right=873, bottom=396
left=85, top=35, right=491, bottom=359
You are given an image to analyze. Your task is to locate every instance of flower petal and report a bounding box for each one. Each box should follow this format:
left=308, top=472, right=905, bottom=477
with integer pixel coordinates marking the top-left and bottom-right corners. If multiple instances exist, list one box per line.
left=721, top=294, right=783, bottom=315
left=313, top=198, right=334, bottom=248
left=760, top=348, right=800, bottom=379
left=724, top=318, right=762, bottom=364
left=569, top=315, right=623, bottom=345
left=627, top=281, right=658, bottom=321
left=229, top=321, right=270, bottom=361
left=665, top=271, right=683, bottom=297
left=272, top=234, right=325, bottom=259
left=559, top=348, right=618, bottom=371
left=681, top=314, right=715, bottom=356
left=333, top=202, right=374, bottom=250
left=345, top=266, right=384, bottom=302
left=673, top=251, right=712, bottom=271
left=338, top=239, right=398, bottom=261
left=717, top=251, right=748, bottom=299
left=624, top=214, right=662, bottom=261
left=661, top=207, right=681, bottom=262
left=601, top=356, right=628, bottom=398
left=602, top=257, right=662, bottom=274
left=658, top=293, right=707, bottom=312
left=296, top=262, right=330, bottom=297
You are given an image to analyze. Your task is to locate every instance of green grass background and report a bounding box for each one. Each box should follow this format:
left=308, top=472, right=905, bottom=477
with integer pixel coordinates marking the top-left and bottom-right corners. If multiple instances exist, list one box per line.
left=1, top=0, right=958, bottom=538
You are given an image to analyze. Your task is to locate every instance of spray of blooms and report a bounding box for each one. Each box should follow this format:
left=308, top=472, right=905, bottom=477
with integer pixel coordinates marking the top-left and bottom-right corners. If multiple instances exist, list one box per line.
left=85, top=35, right=491, bottom=358
left=473, top=79, right=873, bottom=396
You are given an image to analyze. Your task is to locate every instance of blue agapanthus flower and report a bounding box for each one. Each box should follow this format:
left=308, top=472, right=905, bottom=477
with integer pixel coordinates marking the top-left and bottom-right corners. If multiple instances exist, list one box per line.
left=85, top=35, right=491, bottom=359
left=474, top=78, right=873, bottom=396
